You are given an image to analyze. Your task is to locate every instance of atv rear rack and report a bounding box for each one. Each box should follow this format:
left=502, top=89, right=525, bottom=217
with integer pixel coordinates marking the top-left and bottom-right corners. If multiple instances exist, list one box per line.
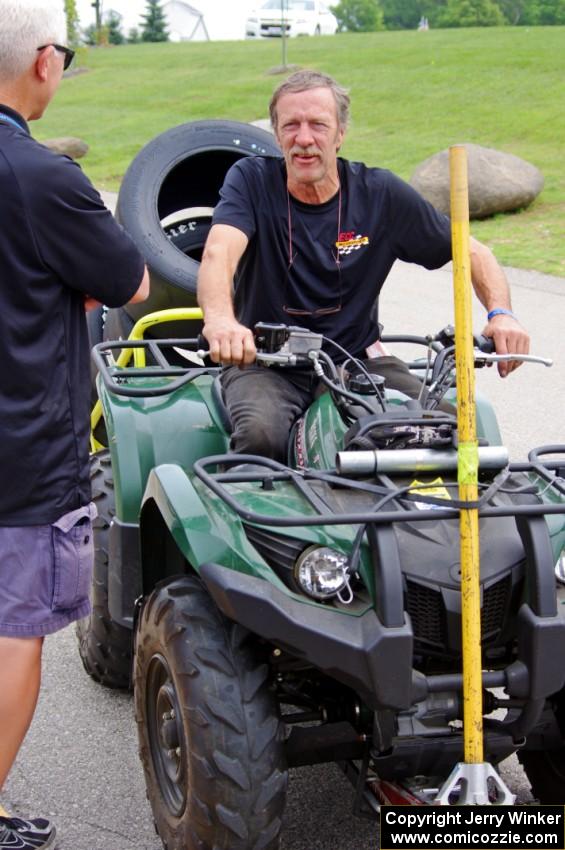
left=92, top=337, right=211, bottom=398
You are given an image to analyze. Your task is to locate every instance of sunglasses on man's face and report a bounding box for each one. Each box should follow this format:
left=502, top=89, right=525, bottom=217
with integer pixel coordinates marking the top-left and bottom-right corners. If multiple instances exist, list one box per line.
left=37, top=43, right=75, bottom=71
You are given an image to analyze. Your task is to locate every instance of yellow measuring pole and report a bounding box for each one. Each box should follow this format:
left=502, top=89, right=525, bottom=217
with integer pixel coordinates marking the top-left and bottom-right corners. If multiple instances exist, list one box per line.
left=449, top=146, right=483, bottom=765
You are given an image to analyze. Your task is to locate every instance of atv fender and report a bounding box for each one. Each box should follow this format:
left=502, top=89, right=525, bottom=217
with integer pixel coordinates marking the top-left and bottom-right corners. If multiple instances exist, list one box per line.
left=139, top=464, right=290, bottom=590
left=199, top=561, right=414, bottom=712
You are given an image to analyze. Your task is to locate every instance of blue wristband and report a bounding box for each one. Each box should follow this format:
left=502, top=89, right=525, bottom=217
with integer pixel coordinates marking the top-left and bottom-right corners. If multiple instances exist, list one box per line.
left=487, top=308, right=517, bottom=321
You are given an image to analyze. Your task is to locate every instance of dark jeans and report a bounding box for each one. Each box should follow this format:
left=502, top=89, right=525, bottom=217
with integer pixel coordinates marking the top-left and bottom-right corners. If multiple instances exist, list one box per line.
left=221, top=356, right=433, bottom=463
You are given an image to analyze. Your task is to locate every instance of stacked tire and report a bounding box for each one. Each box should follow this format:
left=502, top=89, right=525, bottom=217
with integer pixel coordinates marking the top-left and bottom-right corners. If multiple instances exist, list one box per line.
left=114, top=119, right=280, bottom=339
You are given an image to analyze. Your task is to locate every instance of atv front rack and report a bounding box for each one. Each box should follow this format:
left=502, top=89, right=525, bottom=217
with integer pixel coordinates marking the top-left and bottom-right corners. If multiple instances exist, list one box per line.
left=193, top=450, right=565, bottom=527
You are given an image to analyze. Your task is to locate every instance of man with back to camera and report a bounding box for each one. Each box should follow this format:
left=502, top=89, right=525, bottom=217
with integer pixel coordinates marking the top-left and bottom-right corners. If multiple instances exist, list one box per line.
left=0, top=2, right=149, bottom=847
left=197, top=69, right=529, bottom=462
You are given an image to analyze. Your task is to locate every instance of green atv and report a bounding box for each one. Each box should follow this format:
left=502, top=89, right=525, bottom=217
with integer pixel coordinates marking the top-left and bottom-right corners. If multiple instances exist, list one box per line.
left=77, top=310, right=565, bottom=849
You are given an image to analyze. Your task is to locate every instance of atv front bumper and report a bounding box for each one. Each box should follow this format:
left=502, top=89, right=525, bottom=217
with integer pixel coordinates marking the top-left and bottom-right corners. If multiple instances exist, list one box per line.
left=200, top=561, right=413, bottom=711
left=199, top=561, right=565, bottom=718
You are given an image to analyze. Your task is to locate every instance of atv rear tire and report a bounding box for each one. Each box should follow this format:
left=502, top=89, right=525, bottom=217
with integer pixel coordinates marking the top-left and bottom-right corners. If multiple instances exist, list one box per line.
left=134, top=575, right=287, bottom=850
left=76, top=450, right=132, bottom=689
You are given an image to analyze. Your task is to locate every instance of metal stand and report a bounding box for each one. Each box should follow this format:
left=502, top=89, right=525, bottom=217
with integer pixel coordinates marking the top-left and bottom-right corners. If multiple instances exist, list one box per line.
left=434, top=761, right=515, bottom=805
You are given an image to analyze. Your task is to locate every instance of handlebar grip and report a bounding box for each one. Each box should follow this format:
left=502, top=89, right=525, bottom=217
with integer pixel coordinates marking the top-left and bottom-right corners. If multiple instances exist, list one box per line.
left=475, top=334, right=495, bottom=354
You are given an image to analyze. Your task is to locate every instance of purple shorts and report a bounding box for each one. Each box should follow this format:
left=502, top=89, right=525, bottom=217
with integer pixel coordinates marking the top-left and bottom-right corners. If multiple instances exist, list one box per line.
left=0, top=503, right=97, bottom=638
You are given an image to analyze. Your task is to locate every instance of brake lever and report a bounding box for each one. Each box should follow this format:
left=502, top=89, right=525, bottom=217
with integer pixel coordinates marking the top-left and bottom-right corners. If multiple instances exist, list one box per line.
left=195, top=350, right=307, bottom=367
left=475, top=352, right=553, bottom=368
left=255, top=351, right=300, bottom=366
left=473, top=335, right=552, bottom=367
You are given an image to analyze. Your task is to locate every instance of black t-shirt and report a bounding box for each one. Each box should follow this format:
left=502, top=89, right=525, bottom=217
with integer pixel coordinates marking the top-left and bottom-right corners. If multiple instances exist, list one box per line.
left=0, top=106, right=144, bottom=525
left=212, top=156, right=452, bottom=359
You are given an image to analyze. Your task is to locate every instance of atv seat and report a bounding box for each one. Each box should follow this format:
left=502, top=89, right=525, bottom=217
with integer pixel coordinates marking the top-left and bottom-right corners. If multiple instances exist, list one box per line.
left=212, top=375, right=233, bottom=434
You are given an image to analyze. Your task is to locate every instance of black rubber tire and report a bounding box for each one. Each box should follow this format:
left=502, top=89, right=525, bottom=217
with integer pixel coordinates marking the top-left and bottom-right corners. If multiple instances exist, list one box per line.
left=102, top=304, right=135, bottom=342
left=519, top=747, right=565, bottom=803
left=134, top=575, right=287, bottom=850
left=87, top=305, right=106, bottom=411
left=86, top=304, right=105, bottom=348
left=519, top=690, right=565, bottom=803
left=116, top=119, right=280, bottom=335
left=76, top=450, right=132, bottom=690
left=161, top=206, right=213, bottom=257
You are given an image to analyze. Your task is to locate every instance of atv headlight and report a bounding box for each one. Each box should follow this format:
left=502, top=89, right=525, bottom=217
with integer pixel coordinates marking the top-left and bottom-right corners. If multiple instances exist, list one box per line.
left=294, top=546, right=349, bottom=600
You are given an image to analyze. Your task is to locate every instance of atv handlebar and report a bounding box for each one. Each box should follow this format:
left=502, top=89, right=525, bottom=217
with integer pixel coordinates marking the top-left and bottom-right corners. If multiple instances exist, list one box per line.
left=93, top=324, right=552, bottom=408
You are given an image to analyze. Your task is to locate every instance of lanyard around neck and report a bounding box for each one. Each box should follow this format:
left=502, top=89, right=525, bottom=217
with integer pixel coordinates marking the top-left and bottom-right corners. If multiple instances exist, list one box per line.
left=0, top=112, right=26, bottom=132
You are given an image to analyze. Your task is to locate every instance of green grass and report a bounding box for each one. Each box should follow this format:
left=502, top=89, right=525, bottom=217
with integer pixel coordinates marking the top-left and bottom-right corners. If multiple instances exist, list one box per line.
left=35, top=28, right=565, bottom=275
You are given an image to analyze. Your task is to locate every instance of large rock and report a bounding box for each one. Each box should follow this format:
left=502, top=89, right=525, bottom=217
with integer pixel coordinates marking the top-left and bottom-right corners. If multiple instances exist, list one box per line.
left=42, top=136, right=89, bottom=160
left=410, top=143, right=544, bottom=219
left=249, top=118, right=274, bottom=134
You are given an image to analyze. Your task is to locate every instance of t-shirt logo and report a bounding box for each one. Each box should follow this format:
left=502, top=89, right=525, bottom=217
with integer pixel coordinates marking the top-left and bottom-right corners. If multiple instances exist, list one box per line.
left=336, top=230, right=369, bottom=256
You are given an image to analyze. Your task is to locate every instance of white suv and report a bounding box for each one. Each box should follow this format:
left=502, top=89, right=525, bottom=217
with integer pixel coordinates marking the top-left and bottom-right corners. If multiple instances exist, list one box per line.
left=246, top=0, right=338, bottom=38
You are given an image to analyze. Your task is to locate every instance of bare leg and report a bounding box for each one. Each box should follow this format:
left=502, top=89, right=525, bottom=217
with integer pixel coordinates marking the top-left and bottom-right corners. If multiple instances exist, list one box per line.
left=0, top=637, right=43, bottom=790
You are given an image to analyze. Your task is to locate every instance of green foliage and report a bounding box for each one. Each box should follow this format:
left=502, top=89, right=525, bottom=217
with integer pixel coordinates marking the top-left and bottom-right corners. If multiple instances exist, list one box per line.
left=436, top=0, right=505, bottom=26
left=330, top=0, right=385, bottom=31
left=128, top=27, right=141, bottom=44
left=519, top=0, right=565, bottom=23
left=82, top=23, right=98, bottom=46
left=377, top=0, right=564, bottom=27
left=495, top=0, right=526, bottom=22
left=381, top=0, right=417, bottom=28
left=140, top=0, right=169, bottom=42
left=64, top=0, right=80, bottom=46
left=106, top=10, right=125, bottom=45
left=381, top=0, right=445, bottom=29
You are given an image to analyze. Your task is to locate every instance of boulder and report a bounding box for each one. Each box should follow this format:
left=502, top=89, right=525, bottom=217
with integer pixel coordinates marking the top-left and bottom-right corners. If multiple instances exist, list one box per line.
left=42, top=136, right=89, bottom=160
left=249, top=118, right=274, bottom=134
left=410, top=143, right=544, bottom=219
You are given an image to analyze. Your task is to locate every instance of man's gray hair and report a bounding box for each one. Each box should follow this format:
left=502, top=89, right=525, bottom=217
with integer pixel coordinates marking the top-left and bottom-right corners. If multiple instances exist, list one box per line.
left=0, top=0, right=67, bottom=81
left=269, top=70, right=350, bottom=131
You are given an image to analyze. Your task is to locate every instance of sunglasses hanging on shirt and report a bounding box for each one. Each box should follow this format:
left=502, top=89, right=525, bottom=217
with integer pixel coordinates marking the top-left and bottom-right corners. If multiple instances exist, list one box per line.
left=283, top=184, right=343, bottom=318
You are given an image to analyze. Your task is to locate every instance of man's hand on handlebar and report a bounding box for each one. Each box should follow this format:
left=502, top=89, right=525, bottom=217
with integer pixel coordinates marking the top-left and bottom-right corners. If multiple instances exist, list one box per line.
left=202, top=317, right=256, bottom=366
left=481, top=314, right=530, bottom=378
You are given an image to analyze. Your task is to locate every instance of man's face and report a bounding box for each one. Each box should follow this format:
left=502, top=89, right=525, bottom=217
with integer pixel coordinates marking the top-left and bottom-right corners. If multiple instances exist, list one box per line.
left=274, top=86, right=345, bottom=198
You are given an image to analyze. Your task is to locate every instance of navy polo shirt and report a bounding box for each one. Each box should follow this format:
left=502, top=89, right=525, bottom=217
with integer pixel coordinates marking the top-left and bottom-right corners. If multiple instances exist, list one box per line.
left=0, top=105, right=144, bottom=525
left=213, top=156, right=452, bottom=361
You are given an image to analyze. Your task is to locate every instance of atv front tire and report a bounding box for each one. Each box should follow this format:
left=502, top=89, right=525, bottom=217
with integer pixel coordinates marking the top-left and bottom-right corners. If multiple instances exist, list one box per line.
left=519, top=689, right=565, bottom=803
left=76, top=450, right=132, bottom=689
left=134, top=575, right=287, bottom=850
left=520, top=747, right=565, bottom=803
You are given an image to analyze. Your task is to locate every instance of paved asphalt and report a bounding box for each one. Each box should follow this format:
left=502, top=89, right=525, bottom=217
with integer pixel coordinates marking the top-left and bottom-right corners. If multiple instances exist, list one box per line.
left=3, top=195, right=564, bottom=848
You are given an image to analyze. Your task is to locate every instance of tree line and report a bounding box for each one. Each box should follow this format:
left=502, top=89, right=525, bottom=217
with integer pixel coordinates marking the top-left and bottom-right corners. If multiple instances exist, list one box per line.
left=64, top=0, right=563, bottom=48
left=330, top=0, right=565, bottom=30
left=64, top=0, right=169, bottom=47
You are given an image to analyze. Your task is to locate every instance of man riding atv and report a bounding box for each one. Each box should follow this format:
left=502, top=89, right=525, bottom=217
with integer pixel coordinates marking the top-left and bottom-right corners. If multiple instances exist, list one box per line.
left=197, top=69, right=529, bottom=460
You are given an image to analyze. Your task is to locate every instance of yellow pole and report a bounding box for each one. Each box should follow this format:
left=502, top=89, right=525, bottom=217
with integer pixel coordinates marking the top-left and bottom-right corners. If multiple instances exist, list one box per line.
left=449, top=146, right=483, bottom=765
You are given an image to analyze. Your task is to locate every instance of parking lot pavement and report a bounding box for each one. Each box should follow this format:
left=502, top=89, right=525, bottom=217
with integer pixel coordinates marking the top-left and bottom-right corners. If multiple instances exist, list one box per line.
left=99, top=190, right=117, bottom=213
